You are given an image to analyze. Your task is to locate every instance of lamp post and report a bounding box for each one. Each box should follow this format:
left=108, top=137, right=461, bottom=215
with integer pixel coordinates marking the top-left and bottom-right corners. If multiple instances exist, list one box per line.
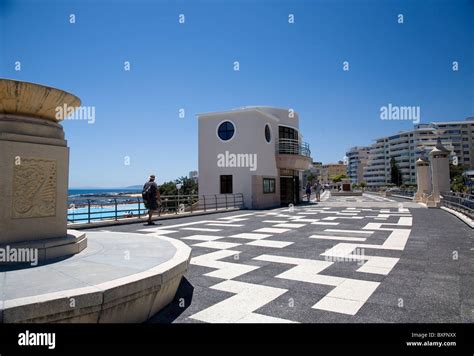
left=176, top=183, right=182, bottom=211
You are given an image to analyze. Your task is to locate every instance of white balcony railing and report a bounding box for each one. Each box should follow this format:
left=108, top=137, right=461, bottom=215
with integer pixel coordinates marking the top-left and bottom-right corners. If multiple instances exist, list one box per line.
left=276, top=139, right=311, bottom=157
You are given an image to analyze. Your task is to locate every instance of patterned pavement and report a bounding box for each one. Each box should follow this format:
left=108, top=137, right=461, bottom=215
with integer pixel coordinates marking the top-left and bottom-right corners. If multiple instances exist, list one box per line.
left=90, top=193, right=473, bottom=323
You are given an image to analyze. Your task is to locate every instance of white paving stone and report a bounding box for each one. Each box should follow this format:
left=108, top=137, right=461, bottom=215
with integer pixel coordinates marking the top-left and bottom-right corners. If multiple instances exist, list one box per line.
left=146, top=230, right=178, bottom=235
left=189, top=280, right=293, bottom=323
left=183, top=234, right=225, bottom=241
left=206, top=223, right=244, bottom=227
left=192, top=241, right=242, bottom=250
left=313, top=297, right=365, bottom=315
left=291, top=218, right=320, bottom=223
left=273, top=223, right=306, bottom=228
left=191, top=250, right=259, bottom=280
left=182, top=227, right=222, bottom=232
left=309, top=235, right=367, bottom=242
left=246, top=240, right=294, bottom=248
left=229, top=232, right=272, bottom=240
left=253, top=227, right=290, bottom=234
left=324, top=229, right=374, bottom=235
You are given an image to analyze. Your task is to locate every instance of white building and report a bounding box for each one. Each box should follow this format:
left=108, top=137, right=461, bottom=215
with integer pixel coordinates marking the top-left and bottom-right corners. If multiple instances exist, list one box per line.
left=188, top=170, right=198, bottom=181
left=364, top=127, right=455, bottom=187
left=362, top=119, right=474, bottom=187
left=346, top=146, right=370, bottom=184
left=197, top=107, right=312, bottom=209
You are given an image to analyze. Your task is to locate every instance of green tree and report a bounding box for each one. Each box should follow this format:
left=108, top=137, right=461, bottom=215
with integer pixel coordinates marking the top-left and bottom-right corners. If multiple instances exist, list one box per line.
left=305, top=171, right=316, bottom=185
left=159, top=176, right=199, bottom=196
left=450, top=164, right=468, bottom=193
left=331, top=174, right=348, bottom=183
left=390, top=158, right=403, bottom=186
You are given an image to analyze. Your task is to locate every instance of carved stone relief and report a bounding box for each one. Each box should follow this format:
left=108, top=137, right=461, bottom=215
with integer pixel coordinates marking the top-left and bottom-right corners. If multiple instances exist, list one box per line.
left=12, top=158, right=57, bottom=218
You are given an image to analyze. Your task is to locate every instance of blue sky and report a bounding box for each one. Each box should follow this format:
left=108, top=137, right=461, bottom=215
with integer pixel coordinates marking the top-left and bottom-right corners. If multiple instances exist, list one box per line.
left=1, top=0, right=473, bottom=187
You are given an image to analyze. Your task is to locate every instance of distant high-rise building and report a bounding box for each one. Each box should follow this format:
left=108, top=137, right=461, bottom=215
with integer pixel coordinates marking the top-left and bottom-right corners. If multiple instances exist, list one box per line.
left=189, top=170, right=198, bottom=181
left=346, top=146, right=370, bottom=184
left=361, top=118, right=474, bottom=187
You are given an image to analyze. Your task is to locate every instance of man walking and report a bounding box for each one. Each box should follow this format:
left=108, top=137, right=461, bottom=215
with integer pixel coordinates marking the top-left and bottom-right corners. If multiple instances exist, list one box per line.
left=314, top=180, right=322, bottom=202
left=142, top=174, right=160, bottom=225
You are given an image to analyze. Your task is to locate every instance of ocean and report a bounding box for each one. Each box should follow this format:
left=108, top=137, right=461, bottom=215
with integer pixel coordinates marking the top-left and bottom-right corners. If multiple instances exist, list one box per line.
left=67, top=188, right=144, bottom=223
left=68, top=188, right=141, bottom=198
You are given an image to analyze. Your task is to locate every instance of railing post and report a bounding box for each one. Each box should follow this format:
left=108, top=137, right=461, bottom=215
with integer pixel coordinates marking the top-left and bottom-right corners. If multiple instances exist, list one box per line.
left=87, top=199, right=91, bottom=224
left=114, top=199, right=118, bottom=221
left=233, top=194, right=236, bottom=208
left=175, top=196, right=178, bottom=214
left=203, top=195, right=206, bottom=212
left=190, top=196, right=193, bottom=213
left=215, top=195, right=218, bottom=211
left=138, top=198, right=141, bottom=218
left=225, top=194, right=228, bottom=209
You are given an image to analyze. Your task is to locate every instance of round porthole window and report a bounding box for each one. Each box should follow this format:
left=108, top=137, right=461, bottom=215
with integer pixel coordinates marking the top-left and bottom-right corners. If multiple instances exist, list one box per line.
left=217, top=121, right=235, bottom=141
left=265, top=124, right=271, bottom=143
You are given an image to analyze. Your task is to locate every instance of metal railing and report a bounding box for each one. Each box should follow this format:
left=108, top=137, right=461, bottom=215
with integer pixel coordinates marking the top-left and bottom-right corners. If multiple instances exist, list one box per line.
left=388, top=189, right=416, bottom=198
left=440, top=192, right=474, bottom=220
left=276, top=138, right=311, bottom=157
left=67, top=193, right=245, bottom=224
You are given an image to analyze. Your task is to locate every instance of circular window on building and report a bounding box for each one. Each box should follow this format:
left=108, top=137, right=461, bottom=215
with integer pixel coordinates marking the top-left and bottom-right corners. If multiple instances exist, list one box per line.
left=265, top=124, right=271, bottom=143
left=217, top=121, right=235, bottom=141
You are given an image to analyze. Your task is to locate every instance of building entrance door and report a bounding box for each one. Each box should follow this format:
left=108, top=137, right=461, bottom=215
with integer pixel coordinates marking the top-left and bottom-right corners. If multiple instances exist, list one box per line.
left=280, top=176, right=299, bottom=206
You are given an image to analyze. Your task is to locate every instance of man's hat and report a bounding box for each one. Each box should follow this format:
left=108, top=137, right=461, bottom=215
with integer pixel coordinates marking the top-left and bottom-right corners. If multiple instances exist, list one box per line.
left=149, top=174, right=156, bottom=180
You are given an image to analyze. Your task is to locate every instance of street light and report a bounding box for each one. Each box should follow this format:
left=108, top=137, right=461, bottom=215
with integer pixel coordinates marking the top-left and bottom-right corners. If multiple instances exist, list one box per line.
left=176, top=183, right=182, bottom=211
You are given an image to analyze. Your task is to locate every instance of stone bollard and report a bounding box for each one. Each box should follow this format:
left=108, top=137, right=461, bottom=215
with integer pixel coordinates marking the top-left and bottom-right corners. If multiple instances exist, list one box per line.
left=414, top=152, right=431, bottom=203
left=426, top=138, right=451, bottom=208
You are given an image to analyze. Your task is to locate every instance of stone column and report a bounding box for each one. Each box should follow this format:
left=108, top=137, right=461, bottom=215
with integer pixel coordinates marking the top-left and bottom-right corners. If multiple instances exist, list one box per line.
left=0, top=79, right=87, bottom=262
left=414, top=153, right=431, bottom=203
left=426, top=138, right=451, bottom=207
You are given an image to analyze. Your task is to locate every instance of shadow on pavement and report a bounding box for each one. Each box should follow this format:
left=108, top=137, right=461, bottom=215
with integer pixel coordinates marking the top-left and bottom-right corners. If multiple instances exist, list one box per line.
left=147, top=277, right=194, bottom=323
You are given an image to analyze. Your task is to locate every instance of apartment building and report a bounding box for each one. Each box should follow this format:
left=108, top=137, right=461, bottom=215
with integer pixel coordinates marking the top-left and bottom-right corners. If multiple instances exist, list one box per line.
left=433, top=119, right=474, bottom=168
left=346, top=146, right=370, bottom=184
left=197, top=107, right=312, bottom=209
left=362, top=118, right=474, bottom=187
left=320, top=162, right=347, bottom=185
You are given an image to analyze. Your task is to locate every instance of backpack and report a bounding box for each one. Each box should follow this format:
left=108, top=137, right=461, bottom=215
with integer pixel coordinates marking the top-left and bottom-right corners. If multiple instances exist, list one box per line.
left=142, top=183, right=152, bottom=202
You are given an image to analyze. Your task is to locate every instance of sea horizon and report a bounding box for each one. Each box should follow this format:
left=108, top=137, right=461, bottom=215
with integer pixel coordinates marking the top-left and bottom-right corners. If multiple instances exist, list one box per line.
left=68, top=188, right=142, bottom=198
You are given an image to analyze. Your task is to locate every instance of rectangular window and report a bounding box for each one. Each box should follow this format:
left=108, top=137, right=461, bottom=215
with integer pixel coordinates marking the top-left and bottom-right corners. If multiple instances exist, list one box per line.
left=279, top=126, right=297, bottom=140
left=263, top=178, right=276, bottom=194
left=220, top=175, right=233, bottom=194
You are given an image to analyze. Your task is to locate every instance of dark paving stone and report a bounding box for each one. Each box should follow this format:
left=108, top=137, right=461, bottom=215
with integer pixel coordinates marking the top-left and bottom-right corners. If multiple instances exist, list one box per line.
left=87, top=201, right=471, bottom=323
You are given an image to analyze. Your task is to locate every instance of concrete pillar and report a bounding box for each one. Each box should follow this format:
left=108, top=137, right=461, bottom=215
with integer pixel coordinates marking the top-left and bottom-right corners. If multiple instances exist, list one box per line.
left=414, top=153, right=431, bottom=203
left=426, top=138, right=451, bottom=207
left=0, top=79, right=87, bottom=262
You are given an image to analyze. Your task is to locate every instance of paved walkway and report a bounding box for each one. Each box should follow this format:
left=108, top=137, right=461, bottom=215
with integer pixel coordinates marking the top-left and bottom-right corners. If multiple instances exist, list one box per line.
left=90, top=193, right=473, bottom=323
